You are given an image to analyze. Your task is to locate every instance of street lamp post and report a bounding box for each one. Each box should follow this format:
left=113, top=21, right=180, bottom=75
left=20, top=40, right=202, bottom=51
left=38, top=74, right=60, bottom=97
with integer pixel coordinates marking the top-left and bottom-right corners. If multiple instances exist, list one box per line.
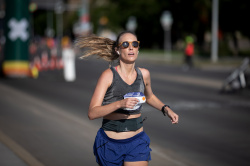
left=126, top=16, right=137, bottom=33
left=46, top=10, right=54, bottom=38
left=160, top=11, right=173, bottom=61
left=55, top=0, right=65, bottom=57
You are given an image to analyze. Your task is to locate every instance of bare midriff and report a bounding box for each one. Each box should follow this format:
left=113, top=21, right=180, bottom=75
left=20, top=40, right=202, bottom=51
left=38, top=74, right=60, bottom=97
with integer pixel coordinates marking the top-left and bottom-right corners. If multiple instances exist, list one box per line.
left=103, top=113, right=143, bottom=139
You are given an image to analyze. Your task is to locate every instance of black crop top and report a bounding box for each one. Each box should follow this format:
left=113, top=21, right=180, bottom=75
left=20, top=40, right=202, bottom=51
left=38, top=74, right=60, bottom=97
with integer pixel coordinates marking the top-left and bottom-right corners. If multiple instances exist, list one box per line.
left=102, top=67, right=145, bottom=114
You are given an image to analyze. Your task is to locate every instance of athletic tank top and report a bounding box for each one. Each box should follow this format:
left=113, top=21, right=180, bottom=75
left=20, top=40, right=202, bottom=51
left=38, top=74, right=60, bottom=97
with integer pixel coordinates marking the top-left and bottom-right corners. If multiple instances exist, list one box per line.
left=102, top=67, right=145, bottom=114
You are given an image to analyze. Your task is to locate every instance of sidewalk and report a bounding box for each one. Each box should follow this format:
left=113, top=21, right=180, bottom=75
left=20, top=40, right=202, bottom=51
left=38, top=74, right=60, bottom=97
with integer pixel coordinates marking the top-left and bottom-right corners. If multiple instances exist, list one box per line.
left=138, top=51, right=249, bottom=71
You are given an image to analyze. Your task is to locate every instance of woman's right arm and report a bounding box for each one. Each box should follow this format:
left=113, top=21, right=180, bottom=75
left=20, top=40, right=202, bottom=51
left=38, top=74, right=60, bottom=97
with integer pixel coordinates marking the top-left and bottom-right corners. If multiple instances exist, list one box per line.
left=88, top=69, right=138, bottom=120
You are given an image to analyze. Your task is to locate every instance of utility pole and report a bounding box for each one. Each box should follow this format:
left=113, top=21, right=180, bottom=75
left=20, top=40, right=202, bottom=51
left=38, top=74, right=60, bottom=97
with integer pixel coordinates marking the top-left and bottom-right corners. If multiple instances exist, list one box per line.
left=160, top=11, right=173, bottom=61
left=55, top=0, right=65, bottom=57
left=211, top=0, right=219, bottom=63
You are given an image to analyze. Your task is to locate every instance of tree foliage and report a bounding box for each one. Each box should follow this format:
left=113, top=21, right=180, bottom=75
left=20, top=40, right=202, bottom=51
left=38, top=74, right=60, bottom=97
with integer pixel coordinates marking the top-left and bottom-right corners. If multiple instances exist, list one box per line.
left=89, top=0, right=250, bottom=55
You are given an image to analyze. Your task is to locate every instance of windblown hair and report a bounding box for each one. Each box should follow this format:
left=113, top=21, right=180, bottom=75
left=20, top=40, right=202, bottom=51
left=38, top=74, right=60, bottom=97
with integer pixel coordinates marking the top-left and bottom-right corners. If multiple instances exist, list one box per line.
left=74, top=31, right=137, bottom=62
left=75, top=35, right=118, bottom=62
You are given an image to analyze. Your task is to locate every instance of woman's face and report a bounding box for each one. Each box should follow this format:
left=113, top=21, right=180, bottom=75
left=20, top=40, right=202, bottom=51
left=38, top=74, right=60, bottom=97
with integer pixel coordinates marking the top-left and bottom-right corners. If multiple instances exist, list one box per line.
left=117, top=33, right=139, bottom=63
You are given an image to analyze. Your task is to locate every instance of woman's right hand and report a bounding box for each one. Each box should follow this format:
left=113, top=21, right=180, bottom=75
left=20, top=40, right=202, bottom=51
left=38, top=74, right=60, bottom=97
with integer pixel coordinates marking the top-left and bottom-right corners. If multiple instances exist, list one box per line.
left=120, top=98, right=139, bottom=109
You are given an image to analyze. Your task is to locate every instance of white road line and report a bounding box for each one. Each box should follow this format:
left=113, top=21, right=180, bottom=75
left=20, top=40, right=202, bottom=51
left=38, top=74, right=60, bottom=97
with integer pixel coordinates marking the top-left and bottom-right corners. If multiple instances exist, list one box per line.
left=0, top=130, right=45, bottom=166
left=0, top=82, right=98, bottom=141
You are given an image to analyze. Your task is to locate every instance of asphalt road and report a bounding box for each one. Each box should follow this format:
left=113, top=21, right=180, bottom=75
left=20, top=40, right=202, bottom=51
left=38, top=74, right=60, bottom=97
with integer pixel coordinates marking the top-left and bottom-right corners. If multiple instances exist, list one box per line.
left=0, top=58, right=250, bottom=166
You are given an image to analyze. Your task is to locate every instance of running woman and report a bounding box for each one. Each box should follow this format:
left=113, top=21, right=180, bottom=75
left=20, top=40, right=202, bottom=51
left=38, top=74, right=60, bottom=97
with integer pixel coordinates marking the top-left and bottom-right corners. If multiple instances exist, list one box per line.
left=75, top=31, right=179, bottom=166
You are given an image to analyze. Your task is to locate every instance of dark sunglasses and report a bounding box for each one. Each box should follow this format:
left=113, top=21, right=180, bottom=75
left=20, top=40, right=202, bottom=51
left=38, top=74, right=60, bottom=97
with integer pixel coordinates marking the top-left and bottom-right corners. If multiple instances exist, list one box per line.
left=118, top=41, right=140, bottom=48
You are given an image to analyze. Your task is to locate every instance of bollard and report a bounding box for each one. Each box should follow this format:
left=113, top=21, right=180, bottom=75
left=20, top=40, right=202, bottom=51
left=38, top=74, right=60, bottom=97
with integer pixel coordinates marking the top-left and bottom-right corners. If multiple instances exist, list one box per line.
left=62, top=47, right=75, bottom=82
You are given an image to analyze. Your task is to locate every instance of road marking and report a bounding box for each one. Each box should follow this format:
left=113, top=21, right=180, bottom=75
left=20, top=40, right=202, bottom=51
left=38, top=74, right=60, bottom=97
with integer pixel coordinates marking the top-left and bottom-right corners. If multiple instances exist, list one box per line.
left=0, top=130, right=45, bottom=166
left=152, top=72, right=222, bottom=89
left=0, top=82, right=98, bottom=141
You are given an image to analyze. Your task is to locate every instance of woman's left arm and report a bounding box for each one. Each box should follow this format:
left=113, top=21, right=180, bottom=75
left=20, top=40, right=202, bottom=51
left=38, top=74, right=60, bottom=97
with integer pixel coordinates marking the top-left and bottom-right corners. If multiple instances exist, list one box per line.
left=140, top=68, right=179, bottom=124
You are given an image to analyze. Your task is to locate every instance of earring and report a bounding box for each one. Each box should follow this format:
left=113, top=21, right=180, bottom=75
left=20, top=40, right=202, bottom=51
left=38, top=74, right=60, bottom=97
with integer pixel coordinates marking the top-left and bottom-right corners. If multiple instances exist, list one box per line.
left=117, top=51, right=120, bottom=55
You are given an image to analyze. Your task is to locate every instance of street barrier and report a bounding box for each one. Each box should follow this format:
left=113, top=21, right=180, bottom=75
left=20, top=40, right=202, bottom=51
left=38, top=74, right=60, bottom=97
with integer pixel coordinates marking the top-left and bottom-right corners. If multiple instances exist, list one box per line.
left=221, top=57, right=249, bottom=92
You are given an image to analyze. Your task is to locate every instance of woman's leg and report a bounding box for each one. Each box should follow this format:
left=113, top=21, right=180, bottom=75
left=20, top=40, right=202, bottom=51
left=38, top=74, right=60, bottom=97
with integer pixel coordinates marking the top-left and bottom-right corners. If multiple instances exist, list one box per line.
left=124, top=161, right=148, bottom=166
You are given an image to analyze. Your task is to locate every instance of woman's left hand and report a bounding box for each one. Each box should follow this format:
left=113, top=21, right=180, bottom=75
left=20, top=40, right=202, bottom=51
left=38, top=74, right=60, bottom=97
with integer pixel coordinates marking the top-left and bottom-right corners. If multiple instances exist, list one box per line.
left=166, top=109, right=179, bottom=124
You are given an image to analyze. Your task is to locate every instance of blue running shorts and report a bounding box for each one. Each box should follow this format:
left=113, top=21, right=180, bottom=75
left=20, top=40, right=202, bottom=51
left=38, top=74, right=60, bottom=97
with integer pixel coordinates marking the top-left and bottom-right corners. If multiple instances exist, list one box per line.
left=93, top=128, right=152, bottom=166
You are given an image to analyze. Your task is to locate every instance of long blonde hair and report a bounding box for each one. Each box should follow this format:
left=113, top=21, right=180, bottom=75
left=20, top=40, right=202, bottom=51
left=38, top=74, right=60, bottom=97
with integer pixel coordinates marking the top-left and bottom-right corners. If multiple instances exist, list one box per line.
left=74, top=31, right=137, bottom=62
